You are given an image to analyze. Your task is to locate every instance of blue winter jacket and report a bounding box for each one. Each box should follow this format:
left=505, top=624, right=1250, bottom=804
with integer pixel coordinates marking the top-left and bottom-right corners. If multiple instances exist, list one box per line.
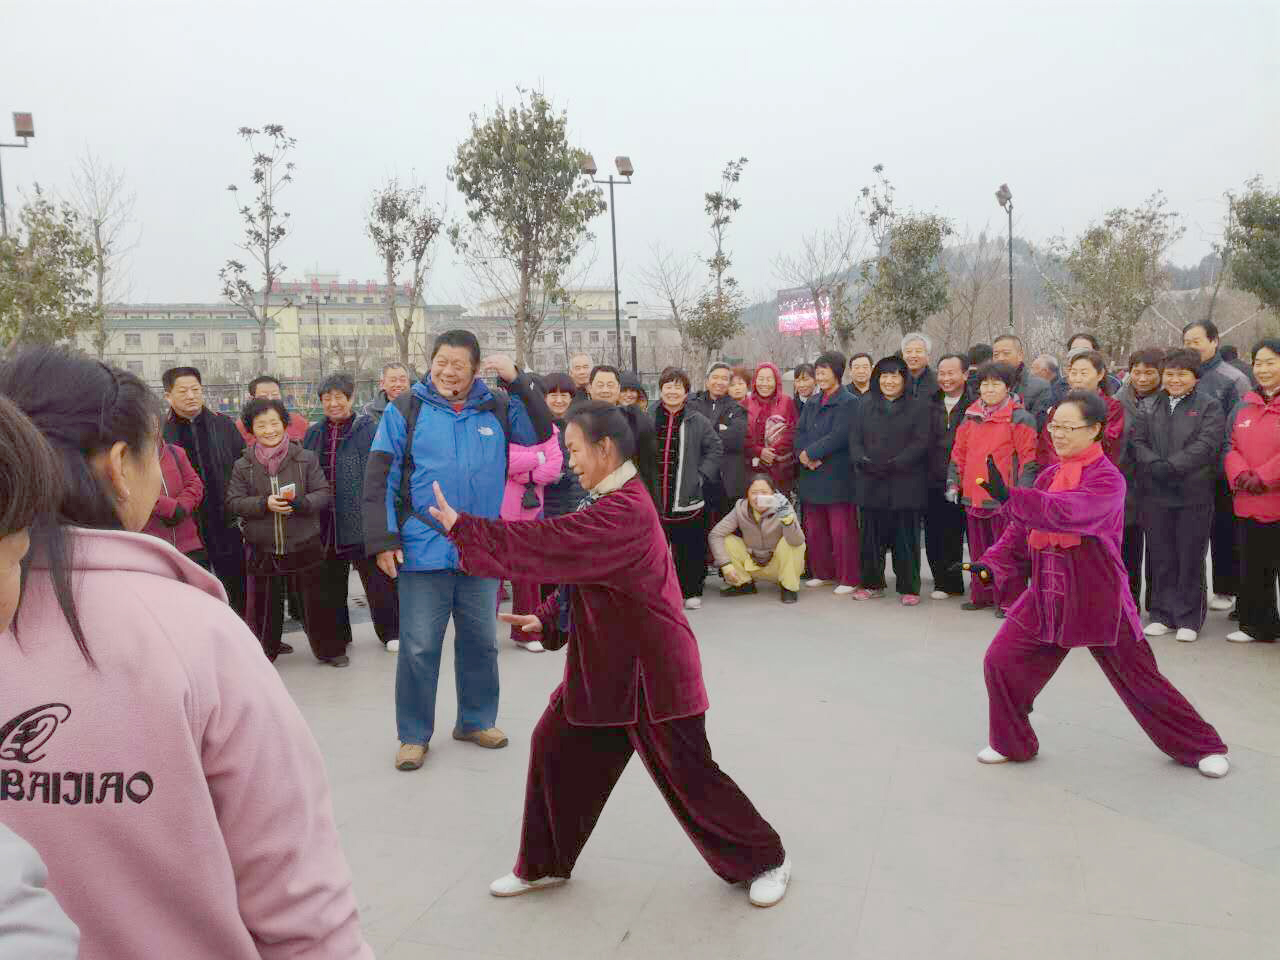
left=361, top=373, right=550, bottom=572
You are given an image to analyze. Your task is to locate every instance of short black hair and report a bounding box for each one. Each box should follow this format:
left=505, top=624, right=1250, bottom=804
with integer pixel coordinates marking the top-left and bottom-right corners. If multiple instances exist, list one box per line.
left=248, top=375, right=281, bottom=396
left=1067, top=349, right=1108, bottom=376
left=317, top=373, right=355, bottom=399
left=589, top=365, right=621, bottom=385
left=1067, top=331, right=1100, bottom=350
left=938, top=352, right=967, bottom=371
left=241, top=397, right=291, bottom=434
left=619, top=372, right=642, bottom=392
left=793, top=363, right=815, bottom=378
left=431, top=329, right=481, bottom=368
left=1160, top=348, right=1202, bottom=378
left=162, top=366, right=202, bottom=390
left=658, top=367, right=691, bottom=392
left=381, top=361, right=410, bottom=376
left=975, top=361, right=1018, bottom=390
left=0, top=393, right=60, bottom=538
left=1219, top=345, right=1239, bottom=362
left=1251, top=337, right=1280, bottom=362
left=1182, top=319, right=1220, bottom=343
left=815, top=350, right=847, bottom=383
left=849, top=352, right=873, bottom=365
left=992, top=334, right=1024, bottom=352
left=968, top=343, right=993, bottom=367
left=1128, top=347, right=1164, bottom=369
left=541, top=372, right=576, bottom=395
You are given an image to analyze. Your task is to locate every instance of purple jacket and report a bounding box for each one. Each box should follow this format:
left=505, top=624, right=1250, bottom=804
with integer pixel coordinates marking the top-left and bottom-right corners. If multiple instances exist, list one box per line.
left=980, top=455, right=1139, bottom=649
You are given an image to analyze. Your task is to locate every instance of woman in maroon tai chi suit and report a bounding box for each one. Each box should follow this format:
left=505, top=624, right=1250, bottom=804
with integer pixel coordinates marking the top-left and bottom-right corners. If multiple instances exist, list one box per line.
left=426, top=401, right=791, bottom=907
left=960, top=389, right=1230, bottom=778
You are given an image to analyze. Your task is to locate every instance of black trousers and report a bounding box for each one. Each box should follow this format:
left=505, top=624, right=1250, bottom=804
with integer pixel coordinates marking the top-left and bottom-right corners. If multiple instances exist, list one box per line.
left=1142, top=502, right=1213, bottom=631
left=207, top=543, right=246, bottom=616
left=860, top=507, right=921, bottom=595
left=1121, top=522, right=1152, bottom=612
left=1210, top=477, right=1238, bottom=596
left=923, top=488, right=965, bottom=595
left=1237, top=518, right=1280, bottom=643
left=314, top=549, right=401, bottom=645
left=663, top=513, right=707, bottom=599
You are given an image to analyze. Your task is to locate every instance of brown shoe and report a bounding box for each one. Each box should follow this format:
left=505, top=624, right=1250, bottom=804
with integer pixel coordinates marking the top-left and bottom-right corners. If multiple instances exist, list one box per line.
left=395, top=743, right=428, bottom=771
left=452, top=727, right=509, bottom=749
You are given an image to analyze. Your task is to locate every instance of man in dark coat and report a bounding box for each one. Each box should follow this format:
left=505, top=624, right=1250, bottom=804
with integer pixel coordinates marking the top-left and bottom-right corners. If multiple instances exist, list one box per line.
left=1115, top=347, right=1164, bottom=609
left=901, top=332, right=939, bottom=400
left=364, top=361, right=412, bottom=423
left=925, top=353, right=970, bottom=598
left=688, top=361, right=749, bottom=515
left=162, top=366, right=247, bottom=615
left=992, top=334, right=1052, bottom=429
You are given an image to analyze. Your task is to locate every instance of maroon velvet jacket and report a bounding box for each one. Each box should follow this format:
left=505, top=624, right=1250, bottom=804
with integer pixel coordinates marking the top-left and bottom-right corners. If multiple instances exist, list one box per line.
left=449, top=475, right=710, bottom=726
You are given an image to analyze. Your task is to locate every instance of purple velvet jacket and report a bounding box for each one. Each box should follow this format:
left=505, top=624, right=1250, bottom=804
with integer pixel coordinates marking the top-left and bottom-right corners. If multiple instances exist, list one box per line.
left=449, top=475, right=710, bottom=726
left=980, top=454, right=1140, bottom=649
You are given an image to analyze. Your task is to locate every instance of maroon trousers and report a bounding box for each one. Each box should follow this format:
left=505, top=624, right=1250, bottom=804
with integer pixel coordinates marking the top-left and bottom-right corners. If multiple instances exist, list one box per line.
left=515, top=694, right=785, bottom=884
left=967, top=511, right=1024, bottom=610
left=983, top=622, right=1227, bottom=765
left=801, top=502, right=860, bottom=586
left=509, top=580, right=544, bottom=644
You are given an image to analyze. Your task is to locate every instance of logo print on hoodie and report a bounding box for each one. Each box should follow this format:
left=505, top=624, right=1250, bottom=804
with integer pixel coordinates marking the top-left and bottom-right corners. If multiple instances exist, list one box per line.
left=1, top=703, right=154, bottom=805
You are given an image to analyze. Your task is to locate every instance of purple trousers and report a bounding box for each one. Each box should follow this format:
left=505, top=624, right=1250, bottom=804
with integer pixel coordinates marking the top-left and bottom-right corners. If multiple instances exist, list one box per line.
left=983, top=623, right=1228, bottom=765
left=509, top=580, right=544, bottom=644
left=967, top=510, right=1024, bottom=609
left=515, top=693, right=785, bottom=884
left=802, top=502, right=860, bottom=586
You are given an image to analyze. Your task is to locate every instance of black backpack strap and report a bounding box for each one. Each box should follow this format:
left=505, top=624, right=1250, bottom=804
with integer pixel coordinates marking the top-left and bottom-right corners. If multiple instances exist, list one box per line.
left=392, top=391, right=442, bottom=534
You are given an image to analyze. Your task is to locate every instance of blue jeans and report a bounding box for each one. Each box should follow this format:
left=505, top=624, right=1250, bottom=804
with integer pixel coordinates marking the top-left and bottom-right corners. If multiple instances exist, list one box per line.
left=396, top=570, right=500, bottom=745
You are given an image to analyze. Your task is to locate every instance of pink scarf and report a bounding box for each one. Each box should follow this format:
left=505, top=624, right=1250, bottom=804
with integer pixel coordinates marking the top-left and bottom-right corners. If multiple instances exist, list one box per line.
left=1028, top=442, right=1103, bottom=551
left=254, top=438, right=291, bottom=477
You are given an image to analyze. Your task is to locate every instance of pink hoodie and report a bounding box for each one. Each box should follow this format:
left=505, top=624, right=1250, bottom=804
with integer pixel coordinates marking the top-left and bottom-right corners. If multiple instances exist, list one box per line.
left=0, top=528, right=372, bottom=960
left=500, top=426, right=565, bottom=520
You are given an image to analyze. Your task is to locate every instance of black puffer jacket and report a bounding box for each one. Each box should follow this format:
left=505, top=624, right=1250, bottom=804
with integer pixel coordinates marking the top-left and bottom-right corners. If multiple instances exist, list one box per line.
left=652, top=403, right=722, bottom=517
left=1130, top=387, right=1226, bottom=508
left=929, top=388, right=970, bottom=489
left=688, top=390, right=748, bottom=500
left=848, top=359, right=932, bottom=511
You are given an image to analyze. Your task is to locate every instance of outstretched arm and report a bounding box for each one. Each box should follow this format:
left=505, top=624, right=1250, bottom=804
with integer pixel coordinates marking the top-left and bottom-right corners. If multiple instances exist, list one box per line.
left=1005, top=466, right=1125, bottom=537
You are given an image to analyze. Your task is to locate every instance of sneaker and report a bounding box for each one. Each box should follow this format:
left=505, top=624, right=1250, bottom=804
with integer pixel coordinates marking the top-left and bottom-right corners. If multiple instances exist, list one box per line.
left=900, top=594, right=920, bottom=606
left=1209, top=595, right=1234, bottom=612
left=325, top=655, right=350, bottom=668
left=684, top=597, right=702, bottom=610
left=994, top=609, right=1007, bottom=619
left=1175, top=628, right=1198, bottom=643
left=930, top=590, right=950, bottom=600
left=748, top=855, right=792, bottom=908
left=489, top=873, right=567, bottom=898
left=385, top=638, right=400, bottom=653
left=278, top=642, right=294, bottom=655
left=1197, top=754, right=1230, bottom=778
left=720, top=582, right=758, bottom=597
left=961, top=601, right=989, bottom=612
left=1143, top=622, right=1170, bottom=637
left=395, top=743, right=427, bottom=771
left=518, top=639, right=546, bottom=653
left=780, top=588, right=798, bottom=604
left=833, top=584, right=855, bottom=595
left=453, top=727, right=509, bottom=749
left=976, top=746, right=1009, bottom=764
left=852, top=588, right=884, bottom=601
left=1226, top=630, right=1255, bottom=643
left=805, top=578, right=830, bottom=588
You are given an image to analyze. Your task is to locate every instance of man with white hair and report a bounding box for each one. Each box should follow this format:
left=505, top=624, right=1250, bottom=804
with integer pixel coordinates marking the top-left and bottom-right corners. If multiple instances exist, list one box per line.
left=1030, top=354, right=1068, bottom=407
left=901, top=332, right=938, bottom=399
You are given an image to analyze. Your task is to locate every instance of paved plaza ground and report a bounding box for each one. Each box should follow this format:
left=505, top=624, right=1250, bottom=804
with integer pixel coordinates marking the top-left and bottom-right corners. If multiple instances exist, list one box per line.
left=278, top=575, right=1280, bottom=959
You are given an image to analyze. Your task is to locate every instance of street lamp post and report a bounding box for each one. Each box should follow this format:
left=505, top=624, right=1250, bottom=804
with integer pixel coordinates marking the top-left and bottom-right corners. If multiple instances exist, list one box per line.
left=305, top=294, right=332, bottom=380
left=0, top=112, right=35, bottom=238
left=581, top=153, right=634, bottom=367
left=626, top=300, right=640, bottom=374
left=995, top=183, right=1014, bottom=329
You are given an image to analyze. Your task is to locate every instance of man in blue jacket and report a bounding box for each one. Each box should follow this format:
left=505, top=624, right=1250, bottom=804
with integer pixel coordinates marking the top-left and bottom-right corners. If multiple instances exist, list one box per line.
left=363, top=329, right=554, bottom=772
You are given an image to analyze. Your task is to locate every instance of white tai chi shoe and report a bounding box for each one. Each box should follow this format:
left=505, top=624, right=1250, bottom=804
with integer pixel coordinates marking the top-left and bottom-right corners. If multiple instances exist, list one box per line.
left=833, top=584, right=855, bottom=595
left=1226, top=630, right=1255, bottom=643
left=1209, top=595, right=1235, bottom=612
left=1198, top=755, right=1230, bottom=778
left=517, top=640, right=546, bottom=653
left=489, top=873, right=568, bottom=897
left=1175, top=628, right=1198, bottom=643
left=805, top=578, right=830, bottom=588
left=748, top=855, right=792, bottom=908
left=684, top=597, right=702, bottom=610
left=1143, top=622, right=1170, bottom=637
left=385, top=639, right=400, bottom=653
left=976, top=746, right=1009, bottom=764
left=930, top=590, right=950, bottom=600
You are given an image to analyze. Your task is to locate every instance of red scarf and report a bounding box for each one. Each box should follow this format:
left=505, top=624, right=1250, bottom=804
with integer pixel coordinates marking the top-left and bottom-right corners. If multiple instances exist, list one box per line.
left=254, top=438, right=291, bottom=477
left=1028, top=442, right=1103, bottom=551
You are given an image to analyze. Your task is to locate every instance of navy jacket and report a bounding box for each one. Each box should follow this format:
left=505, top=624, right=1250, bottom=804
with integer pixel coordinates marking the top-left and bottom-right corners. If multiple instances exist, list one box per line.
left=303, top=414, right=378, bottom=551
left=794, top=387, right=858, bottom=504
left=1130, top=388, right=1225, bottom=509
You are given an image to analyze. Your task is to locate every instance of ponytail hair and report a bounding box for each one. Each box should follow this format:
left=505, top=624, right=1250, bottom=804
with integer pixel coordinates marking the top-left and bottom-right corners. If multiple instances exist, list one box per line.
left=567, top=401, right=658, bottom=505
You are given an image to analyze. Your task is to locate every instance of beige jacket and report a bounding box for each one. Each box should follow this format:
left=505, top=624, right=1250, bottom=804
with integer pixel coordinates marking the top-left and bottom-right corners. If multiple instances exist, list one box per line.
left=709, top=497, right=805, bottom=568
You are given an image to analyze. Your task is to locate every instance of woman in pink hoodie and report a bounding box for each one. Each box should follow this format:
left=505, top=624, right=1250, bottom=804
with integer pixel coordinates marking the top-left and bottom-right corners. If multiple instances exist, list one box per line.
left=0, top=348, right=371, bottom=960
left=501, top=428, right=565, bottom=653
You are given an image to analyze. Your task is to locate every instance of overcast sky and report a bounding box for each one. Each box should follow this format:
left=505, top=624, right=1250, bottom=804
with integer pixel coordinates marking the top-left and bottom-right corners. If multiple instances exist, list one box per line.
left=3, top=0, right=1276, bottom=309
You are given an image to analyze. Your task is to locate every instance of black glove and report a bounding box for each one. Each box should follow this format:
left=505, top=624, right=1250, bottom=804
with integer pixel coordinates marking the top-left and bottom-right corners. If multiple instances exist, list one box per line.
left=949, top=560, right=992, bottom=583
left=161, top=506, right=186, bottom=527
left=1148, top=460, right=1173, bottom=483
left=976, top=455, right=1010, bottom=504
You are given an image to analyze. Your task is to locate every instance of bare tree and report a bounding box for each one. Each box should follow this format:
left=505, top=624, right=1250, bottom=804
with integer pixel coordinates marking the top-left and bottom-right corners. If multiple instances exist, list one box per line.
left=366, top=178, right=444, bottom=366
left=930, top=231, right=1005, bottom=353
left=773, top=213, right=864, bottom=350
left=218, top=124, right=295, bottom=372
left=639, top=242, right=698, bottom=358
left=71, top=150, right=137, bottom=359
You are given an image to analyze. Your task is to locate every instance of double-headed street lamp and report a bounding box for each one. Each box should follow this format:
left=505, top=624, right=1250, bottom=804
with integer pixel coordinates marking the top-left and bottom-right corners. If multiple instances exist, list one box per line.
left=995, top=183, right=1014, bottom=329
left=581, top=153, right=634, bottom=367
left=0, top=112, right=35, bottom=238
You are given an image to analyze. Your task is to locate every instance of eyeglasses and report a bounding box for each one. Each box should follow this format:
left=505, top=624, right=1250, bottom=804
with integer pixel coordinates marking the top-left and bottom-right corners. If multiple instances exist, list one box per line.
left=1046, top=422, right=1093, bottom=435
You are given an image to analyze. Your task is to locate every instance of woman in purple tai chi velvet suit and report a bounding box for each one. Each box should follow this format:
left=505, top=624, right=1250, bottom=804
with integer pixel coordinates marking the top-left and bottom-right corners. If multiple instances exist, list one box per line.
left=958, top=389, right=1230, bottom=778
left=425, top=401, right=792, bottom=908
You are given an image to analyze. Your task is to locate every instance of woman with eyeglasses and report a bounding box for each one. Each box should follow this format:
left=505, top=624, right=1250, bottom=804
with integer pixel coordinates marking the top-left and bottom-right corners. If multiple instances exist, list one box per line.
left=960, top=389, right=1230, bottom=778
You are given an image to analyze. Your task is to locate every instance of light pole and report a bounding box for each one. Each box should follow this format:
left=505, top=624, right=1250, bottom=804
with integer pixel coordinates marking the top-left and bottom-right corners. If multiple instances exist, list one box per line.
left=0, top=112, right=35, bottom=238
left=581, top=153, right=634, bottom=367
left=626, top=300, right=639, bottom=374
left=995, top=183, right=1014, bottom=329
left=305, top=293, right=332, bottom=379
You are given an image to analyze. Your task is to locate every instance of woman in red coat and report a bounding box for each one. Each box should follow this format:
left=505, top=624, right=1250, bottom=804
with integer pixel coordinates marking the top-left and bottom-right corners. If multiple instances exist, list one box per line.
left=745, top=362, right=797, bottom=493
left=1036, top=350, right=1125, bottom=467
left=142, top=442, right=206, bottom=562
left=428, top=401, right=791, bottom=908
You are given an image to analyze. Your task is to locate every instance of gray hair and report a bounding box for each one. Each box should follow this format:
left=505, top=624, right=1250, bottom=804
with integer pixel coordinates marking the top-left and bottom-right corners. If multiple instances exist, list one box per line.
left=1033, top=354, right=1060, bottom=376
left=900, top=331, right=932, bottom=354
left=381, top=361, right=409, bottom=376
left=705, top=360, right=732, bottom=377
